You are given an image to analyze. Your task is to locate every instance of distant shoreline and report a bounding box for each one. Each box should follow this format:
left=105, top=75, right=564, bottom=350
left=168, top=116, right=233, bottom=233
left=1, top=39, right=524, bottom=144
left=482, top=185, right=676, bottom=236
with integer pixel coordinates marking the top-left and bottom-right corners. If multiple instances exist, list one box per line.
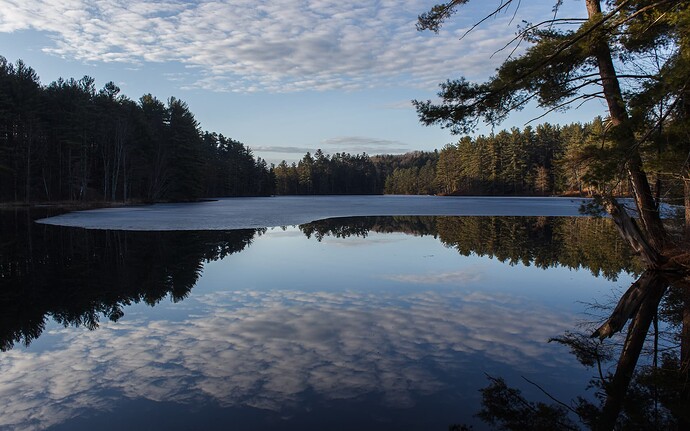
left=34, top=195, right=593, bottom=232
left=0, top=198, right=224, bottom=211
left=1, top=192, right=599, bottom=212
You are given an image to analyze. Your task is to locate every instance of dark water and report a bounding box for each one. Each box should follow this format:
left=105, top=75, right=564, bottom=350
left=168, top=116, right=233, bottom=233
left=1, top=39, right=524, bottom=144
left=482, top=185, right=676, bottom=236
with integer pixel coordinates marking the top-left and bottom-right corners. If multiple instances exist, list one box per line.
left=0, top=209, right=642, bottom=430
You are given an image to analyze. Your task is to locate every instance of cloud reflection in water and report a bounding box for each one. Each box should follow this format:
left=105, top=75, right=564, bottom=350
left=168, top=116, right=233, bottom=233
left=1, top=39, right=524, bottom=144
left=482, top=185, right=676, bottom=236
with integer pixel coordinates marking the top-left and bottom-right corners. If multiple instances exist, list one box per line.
left=0, top=287, right=579, bottom=430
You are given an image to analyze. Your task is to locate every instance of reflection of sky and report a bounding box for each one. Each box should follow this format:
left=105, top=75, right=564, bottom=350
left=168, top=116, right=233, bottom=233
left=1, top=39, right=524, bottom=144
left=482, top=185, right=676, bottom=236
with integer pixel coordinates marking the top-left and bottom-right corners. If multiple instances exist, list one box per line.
left=201, top=227, right=634, bottom=309
left=1, top=227, right=632, bottom=430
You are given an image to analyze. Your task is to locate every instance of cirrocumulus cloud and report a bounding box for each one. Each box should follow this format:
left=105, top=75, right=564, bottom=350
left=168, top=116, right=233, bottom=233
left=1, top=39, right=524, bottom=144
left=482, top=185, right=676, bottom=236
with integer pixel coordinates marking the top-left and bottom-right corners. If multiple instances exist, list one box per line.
left=0, top=0, right=526, bottom=92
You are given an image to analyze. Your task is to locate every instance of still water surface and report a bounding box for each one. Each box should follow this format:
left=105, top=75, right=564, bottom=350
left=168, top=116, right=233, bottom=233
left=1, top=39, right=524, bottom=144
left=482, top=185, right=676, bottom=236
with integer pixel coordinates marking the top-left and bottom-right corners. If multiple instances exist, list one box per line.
left=0, top=211, right=639, bottom=430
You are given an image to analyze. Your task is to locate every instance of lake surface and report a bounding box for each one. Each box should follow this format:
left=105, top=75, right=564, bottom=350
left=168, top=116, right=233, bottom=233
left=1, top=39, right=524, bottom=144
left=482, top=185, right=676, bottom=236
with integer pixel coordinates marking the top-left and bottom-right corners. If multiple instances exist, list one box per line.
left=36, top=195, right=592, bottom=230
left=1, top=198, right=643, bottom=430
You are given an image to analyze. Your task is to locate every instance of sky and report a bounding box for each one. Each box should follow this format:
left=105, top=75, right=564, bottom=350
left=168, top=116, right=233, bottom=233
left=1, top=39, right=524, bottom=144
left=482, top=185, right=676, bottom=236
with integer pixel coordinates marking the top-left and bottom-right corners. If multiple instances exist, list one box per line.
left=0, top=0, right=600, bottom=164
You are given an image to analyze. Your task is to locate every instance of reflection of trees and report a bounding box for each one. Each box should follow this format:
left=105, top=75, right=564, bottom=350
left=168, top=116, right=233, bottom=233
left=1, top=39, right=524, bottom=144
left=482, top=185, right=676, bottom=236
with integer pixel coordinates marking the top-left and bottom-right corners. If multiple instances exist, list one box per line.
left=437, top=216, right=644, bottom=280
left=3, top=211, right=684, bottom=428
left=593, top=272, right=671, bottom=429
left=440, top=219, right=688, bottom=429
left=0, top=209, right=260, bottom=351
left=301, top=216, right=438, bottom=241
left=301, top=216, right=643, bottom=279
left=461, top=272, right=690, bottom=430
left=301, top=216, right=689, bottom=429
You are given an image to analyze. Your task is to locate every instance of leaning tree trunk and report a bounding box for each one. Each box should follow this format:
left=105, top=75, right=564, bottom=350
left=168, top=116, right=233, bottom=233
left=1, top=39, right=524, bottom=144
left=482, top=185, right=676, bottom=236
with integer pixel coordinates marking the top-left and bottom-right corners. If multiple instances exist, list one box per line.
left=592, top=271, right=669, bottom=431
left=585, top=0, right=667, bottom=257
left=680, top=283, right=690, bottom=428
left=603, top=197, right=666, bottom=268
left=593, top=271, right=668, bottom=340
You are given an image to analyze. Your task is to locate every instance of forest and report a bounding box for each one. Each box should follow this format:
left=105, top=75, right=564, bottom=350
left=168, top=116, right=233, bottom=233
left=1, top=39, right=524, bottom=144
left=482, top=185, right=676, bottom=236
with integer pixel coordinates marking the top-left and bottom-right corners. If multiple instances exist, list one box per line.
left=274, top=117, right=684, bottom=201
left=272, top=149, right=439, bottom=195
left=0, top=56, right=274, bottom=204
left=6, top=55, right=683, bottom=205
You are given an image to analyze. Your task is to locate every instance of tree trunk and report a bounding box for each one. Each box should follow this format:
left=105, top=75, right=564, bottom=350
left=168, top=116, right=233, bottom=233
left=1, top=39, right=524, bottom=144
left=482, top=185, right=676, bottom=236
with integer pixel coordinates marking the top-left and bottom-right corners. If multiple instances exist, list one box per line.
left=123, top=150, right=128, bottom=202
left=603, top=197, right=666, bottom=268
left=595, top=271, right=668, bottom=431
left=585, top=0, right=666, bottom=251
left=592, top=271, right=665, bottom=340
left=25, top=126, right=31, bottom=204
left=681, top=284, right=690, bottom=429
left=684, top=176, right=690, bottom=240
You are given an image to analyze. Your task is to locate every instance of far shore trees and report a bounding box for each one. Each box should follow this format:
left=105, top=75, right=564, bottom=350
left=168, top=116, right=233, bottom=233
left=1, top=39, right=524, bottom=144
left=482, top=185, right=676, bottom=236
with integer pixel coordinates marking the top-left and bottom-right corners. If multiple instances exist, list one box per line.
left=0, top=58, right=273, bottom=203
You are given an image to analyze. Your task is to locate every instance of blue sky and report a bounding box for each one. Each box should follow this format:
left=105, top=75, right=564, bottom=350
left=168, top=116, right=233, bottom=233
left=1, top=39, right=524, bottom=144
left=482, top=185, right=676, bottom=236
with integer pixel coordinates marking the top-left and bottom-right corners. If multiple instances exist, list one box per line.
left=0, top=0, right=599, bottom=164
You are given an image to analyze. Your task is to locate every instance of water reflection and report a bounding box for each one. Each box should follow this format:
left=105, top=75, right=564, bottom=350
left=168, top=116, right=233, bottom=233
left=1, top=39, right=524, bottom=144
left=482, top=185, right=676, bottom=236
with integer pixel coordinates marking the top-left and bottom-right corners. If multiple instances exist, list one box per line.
left=0, top=208, right=261, bottom=351
left=1, top=210, right=681, bottom=430
left=1, top=288, right=584, bottom=430
left=465, top=269, right=689, bottom=431
left=304, top=216, right=642, bottom=280
left=1, top=213, right=641, bottom=353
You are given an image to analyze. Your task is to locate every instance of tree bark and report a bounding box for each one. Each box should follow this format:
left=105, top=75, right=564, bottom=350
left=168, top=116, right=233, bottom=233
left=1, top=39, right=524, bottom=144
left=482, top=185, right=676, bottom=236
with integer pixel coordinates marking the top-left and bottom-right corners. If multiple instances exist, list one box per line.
left=585, top=0, right=667, bottom=251
left=603, top=197, right=666, bottom=268
left=594, top=271, right=668, bottom=431
left=684, top=176, right=690, bottom=240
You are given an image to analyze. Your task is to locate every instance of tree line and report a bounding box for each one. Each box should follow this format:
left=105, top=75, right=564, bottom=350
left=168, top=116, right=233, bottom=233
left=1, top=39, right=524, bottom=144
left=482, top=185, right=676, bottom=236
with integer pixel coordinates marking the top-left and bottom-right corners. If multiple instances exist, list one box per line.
left=277, top=117, right=684, bottom=200
left=272, top=149, right=442, bottom=195
left=3, top=54, right=685, bottom=203
left=0, top=56, right=274, bottom=204
left=435, top=119, right=643, bottom=197
left=273, top=149, right=380, bottom=195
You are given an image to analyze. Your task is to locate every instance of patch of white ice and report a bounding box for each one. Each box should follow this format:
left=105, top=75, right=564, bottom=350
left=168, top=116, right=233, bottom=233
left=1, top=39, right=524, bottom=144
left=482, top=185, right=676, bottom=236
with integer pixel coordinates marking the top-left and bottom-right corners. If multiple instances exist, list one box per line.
left=36, top=195, right=592, bottom=231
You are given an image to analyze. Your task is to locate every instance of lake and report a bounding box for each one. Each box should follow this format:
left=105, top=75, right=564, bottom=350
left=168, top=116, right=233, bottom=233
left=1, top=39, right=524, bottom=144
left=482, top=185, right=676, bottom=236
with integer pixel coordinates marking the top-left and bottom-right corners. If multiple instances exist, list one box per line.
left=0, top=197, right=651, bottom=430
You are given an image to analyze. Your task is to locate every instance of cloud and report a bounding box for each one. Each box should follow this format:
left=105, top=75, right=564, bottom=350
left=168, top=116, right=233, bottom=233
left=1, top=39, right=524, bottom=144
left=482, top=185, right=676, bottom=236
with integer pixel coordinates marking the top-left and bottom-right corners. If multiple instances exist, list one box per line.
left=383, top=270, right=484, bottom=285
left=323, top=237, right=403, bottom=247
left=250, top=145, right=315, bottom=154
left=320, top=136, right=411, bottom=154
left=0, top=0, right=529, bottom=92
left=0, top=288, right=581, bottom=430
left=377, top=100, right=416, bottom=110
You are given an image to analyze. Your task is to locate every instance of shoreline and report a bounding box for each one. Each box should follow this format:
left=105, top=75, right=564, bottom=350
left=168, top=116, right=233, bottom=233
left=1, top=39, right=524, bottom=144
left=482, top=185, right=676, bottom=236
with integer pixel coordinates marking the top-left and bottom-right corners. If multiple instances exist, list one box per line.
left=0, top=193, right=597, bottom=212
left=34, top=195, right=593, bottom=232
left=0, top=199, right=222, bottom=211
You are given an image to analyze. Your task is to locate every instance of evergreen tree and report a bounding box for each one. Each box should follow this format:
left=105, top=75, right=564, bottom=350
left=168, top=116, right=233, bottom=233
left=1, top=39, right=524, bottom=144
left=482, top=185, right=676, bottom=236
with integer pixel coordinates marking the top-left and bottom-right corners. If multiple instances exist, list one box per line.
left=165, top=97, right=204, bottom=201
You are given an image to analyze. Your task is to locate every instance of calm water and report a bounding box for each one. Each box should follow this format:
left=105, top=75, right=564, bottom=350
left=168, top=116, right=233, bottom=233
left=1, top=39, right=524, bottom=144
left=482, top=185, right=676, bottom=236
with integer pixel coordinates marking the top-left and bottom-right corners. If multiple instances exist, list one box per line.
left=0, top=209, right=641, bottom=430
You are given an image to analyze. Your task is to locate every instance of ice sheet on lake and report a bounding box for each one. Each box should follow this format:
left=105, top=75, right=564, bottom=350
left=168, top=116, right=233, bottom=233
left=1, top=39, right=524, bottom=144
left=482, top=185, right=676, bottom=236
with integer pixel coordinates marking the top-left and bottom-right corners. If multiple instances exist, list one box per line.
left=36, top=195, right=592, bottom=231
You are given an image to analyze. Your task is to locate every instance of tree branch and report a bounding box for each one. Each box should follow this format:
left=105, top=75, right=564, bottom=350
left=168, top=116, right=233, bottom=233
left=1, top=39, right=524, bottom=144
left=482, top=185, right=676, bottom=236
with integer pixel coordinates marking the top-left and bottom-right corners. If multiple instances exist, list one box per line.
left=493, top=18, right=589, bottom=58
left=524, top=92, right=604, bottom=125
left=521, top=375, right=579, bottom=416
left=416, top=0, right=635, bottom=133
left=458, top=1, right=518, bottom=42
left=611, top=0, right=678, bottom=31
